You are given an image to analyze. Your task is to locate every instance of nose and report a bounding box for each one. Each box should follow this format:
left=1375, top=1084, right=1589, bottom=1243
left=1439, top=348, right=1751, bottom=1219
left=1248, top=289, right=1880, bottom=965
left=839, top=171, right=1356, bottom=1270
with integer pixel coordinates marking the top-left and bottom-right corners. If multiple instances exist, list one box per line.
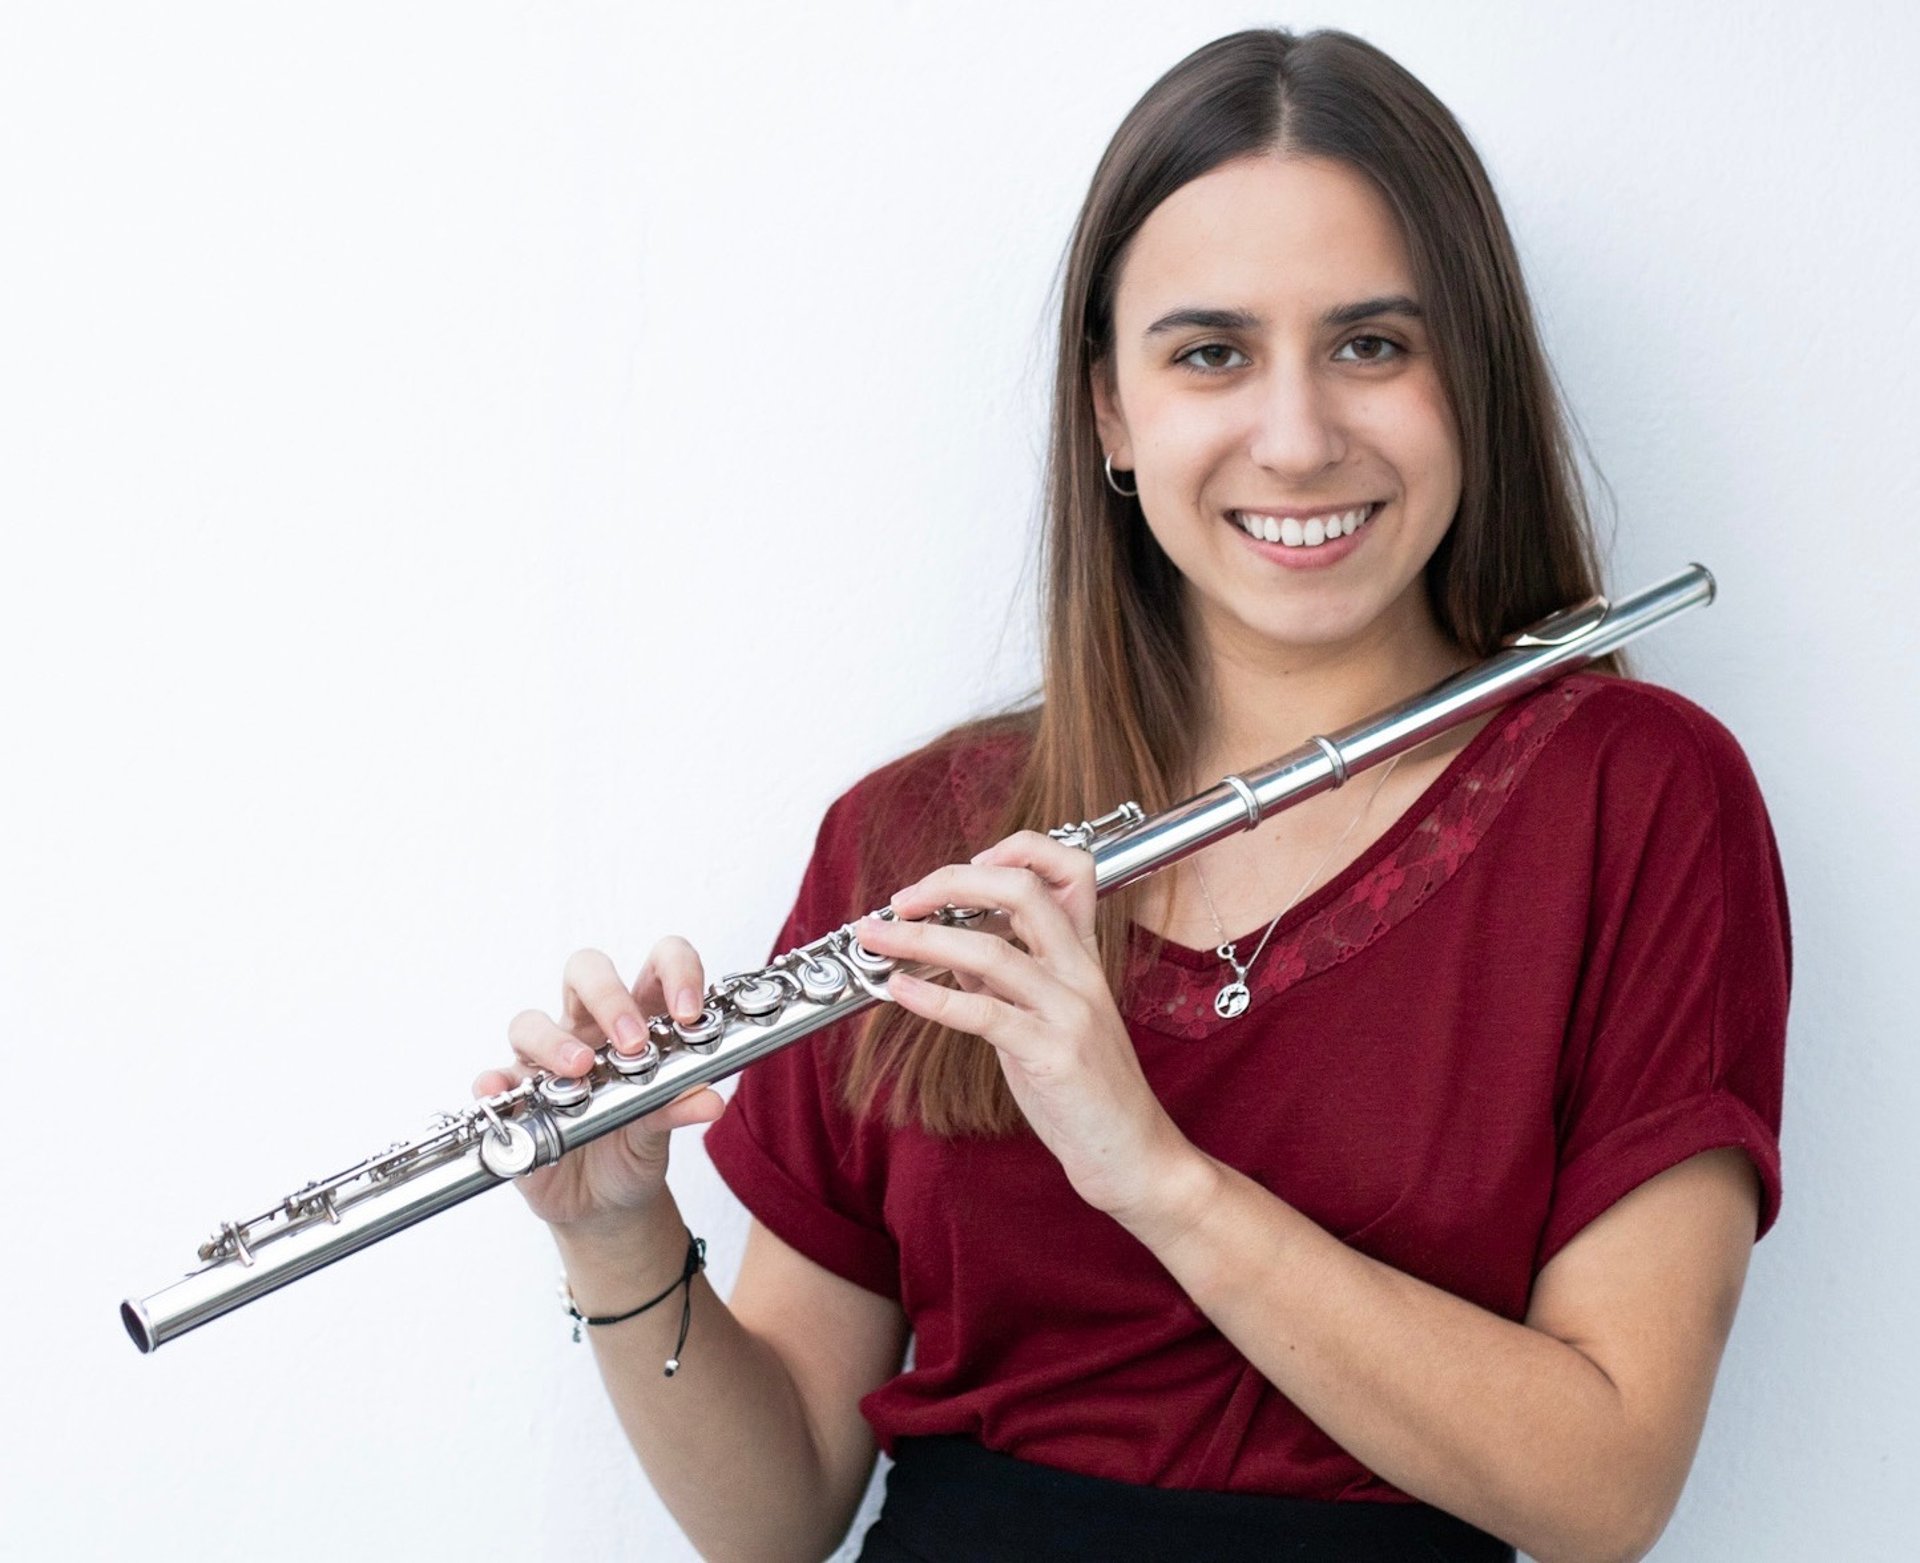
left=1246, top=361, right=1347, bottom=478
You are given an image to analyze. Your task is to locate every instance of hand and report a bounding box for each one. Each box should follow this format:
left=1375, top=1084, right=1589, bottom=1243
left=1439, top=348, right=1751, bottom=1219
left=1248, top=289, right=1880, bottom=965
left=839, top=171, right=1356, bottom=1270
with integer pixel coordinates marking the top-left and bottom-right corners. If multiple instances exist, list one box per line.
left=474, top=939, right=727, bottom=1240
left=852, top=830, right=1200, bottom=1228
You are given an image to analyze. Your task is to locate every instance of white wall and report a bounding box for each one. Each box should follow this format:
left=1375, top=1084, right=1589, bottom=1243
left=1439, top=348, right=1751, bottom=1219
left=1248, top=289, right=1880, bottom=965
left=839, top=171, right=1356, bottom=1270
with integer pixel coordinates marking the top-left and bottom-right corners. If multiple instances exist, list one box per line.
left=3, top=3, right=1913, bottom=1558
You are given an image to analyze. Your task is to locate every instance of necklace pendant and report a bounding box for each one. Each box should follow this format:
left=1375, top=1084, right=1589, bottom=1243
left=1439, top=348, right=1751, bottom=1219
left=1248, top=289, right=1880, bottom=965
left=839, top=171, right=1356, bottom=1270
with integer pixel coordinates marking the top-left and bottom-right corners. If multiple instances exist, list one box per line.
left=1214, top=981, right=1251, bottom=1019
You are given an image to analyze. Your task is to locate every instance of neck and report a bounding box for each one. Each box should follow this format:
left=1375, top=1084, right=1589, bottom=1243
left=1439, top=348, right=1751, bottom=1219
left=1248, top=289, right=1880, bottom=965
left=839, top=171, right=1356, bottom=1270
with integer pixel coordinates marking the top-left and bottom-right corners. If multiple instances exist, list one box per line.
left=1182, top=585, right=1473, bottom=790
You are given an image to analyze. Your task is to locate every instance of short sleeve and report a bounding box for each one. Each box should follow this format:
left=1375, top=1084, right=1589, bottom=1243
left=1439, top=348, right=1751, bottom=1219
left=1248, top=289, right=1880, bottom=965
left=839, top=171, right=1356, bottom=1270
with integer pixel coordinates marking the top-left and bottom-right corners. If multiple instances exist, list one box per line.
left=701, top=789, right=903, bottom=1301
left=1535, top=690, right=1791, bottom=1272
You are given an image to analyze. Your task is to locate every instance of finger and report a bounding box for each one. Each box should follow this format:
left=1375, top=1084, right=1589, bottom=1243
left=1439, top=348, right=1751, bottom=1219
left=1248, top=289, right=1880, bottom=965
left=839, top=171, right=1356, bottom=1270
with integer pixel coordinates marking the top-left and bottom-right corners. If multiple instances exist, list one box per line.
left=854, top=914, right=1050, bottom=1009
left=625, top=935, right=709, bottom=1028
left=970, top=830, right=1099, bottom=940
left=471, top=1064, right=526, bottom=1098
left=886, top=969, right=1014, bottom=1042
left=634, top=1083, right=728, bottom=1136
left=889, top=863, right=1083, bottom=966
left=973, top=827, right=1095, bottom=880
left=508, top=1007, right=600, bottom=1078
left=558, top=947, right=666, bottom=1062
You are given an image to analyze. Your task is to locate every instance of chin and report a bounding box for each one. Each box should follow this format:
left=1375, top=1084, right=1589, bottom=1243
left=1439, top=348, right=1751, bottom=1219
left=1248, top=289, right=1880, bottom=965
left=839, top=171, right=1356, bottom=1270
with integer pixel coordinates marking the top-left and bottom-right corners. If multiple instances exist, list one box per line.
left=1239, top=605, right=1374, bottom=652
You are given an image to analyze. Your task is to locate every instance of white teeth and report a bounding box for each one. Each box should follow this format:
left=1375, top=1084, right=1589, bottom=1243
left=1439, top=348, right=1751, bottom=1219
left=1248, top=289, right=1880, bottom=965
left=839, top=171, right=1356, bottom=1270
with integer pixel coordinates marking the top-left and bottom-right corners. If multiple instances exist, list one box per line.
left=1236, top=504, right=1376, bottom=548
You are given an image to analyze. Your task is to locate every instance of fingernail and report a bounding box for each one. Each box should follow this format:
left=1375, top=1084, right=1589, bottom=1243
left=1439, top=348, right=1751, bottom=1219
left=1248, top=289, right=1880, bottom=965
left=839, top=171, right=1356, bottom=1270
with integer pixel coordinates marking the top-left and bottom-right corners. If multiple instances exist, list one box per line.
left=613, top=1015, right=644, bottom=1052
left=566, top=1043, right=595, bottom=1073
left=676, top=987, right=701, bottom=1021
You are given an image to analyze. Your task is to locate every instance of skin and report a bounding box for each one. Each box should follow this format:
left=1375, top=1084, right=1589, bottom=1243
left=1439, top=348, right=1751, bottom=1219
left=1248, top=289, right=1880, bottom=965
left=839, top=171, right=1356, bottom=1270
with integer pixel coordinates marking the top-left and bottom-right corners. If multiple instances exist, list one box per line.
left=1091, top=152, right=1466, bottom=728
left=1092, top=151, right=1492, bottom=945
left=482, top=152, right=1763, bottom=1561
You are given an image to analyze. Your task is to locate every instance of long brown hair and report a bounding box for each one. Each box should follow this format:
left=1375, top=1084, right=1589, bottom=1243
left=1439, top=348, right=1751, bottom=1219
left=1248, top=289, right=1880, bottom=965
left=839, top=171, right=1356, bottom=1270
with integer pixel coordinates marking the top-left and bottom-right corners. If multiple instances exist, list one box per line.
left=839, top=26, right=1622, bottom=1136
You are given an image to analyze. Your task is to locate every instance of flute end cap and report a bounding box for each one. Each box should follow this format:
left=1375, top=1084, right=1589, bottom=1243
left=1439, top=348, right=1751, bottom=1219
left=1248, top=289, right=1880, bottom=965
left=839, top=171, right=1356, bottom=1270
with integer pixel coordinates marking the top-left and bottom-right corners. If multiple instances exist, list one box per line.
left=121, top=1298, right=156, bottom=1354
left=1690, top=561, right=1718, bottom=604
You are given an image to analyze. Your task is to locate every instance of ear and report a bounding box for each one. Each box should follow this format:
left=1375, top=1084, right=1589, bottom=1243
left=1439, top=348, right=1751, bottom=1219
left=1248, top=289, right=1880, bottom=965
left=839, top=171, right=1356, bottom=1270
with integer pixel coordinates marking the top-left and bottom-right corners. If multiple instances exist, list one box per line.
left=1088, top=357, right=1131, bottom=468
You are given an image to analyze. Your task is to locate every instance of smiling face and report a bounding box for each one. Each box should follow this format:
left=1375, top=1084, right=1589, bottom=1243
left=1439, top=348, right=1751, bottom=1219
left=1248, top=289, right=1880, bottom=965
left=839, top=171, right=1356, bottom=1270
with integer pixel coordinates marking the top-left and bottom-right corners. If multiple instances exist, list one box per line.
left=1091, top=152, right=1464, bottom=669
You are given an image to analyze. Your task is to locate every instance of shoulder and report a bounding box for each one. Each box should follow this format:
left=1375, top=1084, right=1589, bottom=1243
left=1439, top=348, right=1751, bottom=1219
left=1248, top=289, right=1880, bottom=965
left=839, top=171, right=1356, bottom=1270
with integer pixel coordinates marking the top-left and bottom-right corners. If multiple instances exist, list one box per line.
left=1540, top=674, right=1772, bottom=815
left=1532, top=675, right=1789, bottom=937
left=817, top=714, right=1032, bottom=839
left=799, top=713, right=1036, bottom=916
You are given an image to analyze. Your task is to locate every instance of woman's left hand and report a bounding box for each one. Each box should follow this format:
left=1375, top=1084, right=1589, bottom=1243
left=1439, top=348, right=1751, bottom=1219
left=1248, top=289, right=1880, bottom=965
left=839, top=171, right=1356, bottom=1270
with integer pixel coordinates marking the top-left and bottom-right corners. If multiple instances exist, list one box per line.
left=852, top=830, right=1204, bottom=1230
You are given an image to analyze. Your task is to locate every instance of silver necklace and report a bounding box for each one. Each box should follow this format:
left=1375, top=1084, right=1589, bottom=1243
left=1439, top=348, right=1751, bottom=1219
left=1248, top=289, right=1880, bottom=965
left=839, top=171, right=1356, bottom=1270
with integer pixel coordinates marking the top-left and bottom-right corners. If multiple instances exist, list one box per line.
left=1191, top=751, right=1403, bottom=1019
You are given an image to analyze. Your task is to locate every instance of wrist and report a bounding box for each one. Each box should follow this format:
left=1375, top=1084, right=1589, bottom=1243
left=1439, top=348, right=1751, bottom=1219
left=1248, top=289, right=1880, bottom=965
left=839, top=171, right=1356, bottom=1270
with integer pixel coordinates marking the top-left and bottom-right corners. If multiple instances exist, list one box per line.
left=560, top=1232, right=708, bottom=1372
left=550, top=1200, right=689, bottom=1305
left=1112, top=1138, right=1227, bottom=1257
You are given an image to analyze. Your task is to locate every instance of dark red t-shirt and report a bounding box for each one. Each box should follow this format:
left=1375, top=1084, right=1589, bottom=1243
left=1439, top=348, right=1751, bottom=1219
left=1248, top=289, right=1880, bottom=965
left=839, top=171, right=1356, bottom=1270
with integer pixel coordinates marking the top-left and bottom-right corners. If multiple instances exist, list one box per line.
left=702, top=674, right=1791, bottom=1502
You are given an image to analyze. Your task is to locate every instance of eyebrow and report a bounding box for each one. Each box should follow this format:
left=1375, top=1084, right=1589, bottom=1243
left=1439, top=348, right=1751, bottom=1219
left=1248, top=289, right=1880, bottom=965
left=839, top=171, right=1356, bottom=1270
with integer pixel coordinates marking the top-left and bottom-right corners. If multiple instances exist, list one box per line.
left=1141, top=295, right=1424, bottom=339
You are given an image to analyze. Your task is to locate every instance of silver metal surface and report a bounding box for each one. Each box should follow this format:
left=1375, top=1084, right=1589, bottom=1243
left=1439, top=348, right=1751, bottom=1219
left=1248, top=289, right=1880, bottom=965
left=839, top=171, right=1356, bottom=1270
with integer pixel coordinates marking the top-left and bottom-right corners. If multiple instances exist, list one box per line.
left=538, top=1075, right=592, bottom=1110
left=122, top=563, right=1714, bottom=1353
left=796, top=953, right=849, bottom=1003
left=477, top=1119, right=541, bottom=1179
left=1220, top=773, right=1261, bottom=829
left=608, top=1042, right=661, bottom=1079
left=1307, top=735, right=1349, bottom=786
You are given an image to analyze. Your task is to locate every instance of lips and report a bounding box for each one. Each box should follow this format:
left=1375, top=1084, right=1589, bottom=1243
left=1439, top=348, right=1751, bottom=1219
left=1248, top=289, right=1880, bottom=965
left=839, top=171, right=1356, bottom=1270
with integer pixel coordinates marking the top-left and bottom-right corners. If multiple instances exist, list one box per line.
left=1225, top=501, right=1382, bottom=569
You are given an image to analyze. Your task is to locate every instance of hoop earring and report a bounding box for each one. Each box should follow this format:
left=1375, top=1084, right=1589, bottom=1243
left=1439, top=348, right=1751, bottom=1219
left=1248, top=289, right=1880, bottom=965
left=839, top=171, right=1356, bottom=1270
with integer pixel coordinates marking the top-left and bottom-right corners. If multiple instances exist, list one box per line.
left=1103, top=453, right=1138, bottom=498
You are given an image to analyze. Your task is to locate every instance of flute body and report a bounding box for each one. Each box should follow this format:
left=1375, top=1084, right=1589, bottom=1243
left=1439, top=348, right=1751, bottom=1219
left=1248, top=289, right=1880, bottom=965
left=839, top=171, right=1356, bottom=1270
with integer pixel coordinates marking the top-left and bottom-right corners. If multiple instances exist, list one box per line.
left=122, top=563, right=1716, bottom=1353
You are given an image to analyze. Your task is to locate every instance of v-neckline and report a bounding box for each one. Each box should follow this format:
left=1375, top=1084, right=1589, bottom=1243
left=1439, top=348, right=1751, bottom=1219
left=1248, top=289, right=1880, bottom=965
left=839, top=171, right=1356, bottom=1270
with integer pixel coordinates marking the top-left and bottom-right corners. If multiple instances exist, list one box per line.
left=1128, top=692, right=1523, bottom=970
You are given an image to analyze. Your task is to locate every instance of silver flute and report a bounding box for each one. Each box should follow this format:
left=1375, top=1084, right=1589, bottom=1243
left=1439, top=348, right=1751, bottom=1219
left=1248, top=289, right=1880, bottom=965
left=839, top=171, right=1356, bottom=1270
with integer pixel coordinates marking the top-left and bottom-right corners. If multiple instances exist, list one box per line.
left=122, top=562, right=1716, bottom=1353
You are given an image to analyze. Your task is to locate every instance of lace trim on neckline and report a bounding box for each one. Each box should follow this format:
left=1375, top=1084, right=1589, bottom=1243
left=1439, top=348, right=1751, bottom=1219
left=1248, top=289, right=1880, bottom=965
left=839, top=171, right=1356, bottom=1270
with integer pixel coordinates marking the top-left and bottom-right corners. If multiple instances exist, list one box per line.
left=1122, top=678, right=1600, bottom=1040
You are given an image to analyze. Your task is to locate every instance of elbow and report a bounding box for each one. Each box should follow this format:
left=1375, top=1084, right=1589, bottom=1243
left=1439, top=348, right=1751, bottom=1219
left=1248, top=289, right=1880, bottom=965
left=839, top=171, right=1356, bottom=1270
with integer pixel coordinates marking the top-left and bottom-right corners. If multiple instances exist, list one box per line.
left=1583, top=1527, right=1663, bottom=1563
left=1546, top=1409, right=1691, bottom=1563
left=1520, top=1457, right=1676, bottom=1563
left=1536, top=1488, right=1674, bottom=1563
left=1531, top=1528, right=1656, bottom=1563
left=1611, top=1502, right=1675, bottom=1563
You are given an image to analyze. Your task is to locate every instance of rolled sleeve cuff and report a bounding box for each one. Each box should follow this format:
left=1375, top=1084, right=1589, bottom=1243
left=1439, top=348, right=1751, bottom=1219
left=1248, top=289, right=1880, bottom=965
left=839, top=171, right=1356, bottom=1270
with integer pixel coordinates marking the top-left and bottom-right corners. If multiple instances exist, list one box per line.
left=1537, top=1090, right=1782, bottom=1273
left=703, top=1114, right=901, bottom=1302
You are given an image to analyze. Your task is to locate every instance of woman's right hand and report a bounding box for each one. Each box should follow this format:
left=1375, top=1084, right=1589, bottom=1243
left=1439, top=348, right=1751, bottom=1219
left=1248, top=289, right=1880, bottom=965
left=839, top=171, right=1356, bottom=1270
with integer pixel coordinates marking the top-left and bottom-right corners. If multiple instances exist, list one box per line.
left=473, top=939, right=727, bottom=1238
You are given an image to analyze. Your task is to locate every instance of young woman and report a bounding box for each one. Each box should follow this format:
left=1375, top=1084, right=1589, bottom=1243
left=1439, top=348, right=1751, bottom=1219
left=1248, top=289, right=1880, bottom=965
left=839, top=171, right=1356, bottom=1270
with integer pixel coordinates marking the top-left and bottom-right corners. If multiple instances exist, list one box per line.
left=478, top=28, right=1789, bottom=1563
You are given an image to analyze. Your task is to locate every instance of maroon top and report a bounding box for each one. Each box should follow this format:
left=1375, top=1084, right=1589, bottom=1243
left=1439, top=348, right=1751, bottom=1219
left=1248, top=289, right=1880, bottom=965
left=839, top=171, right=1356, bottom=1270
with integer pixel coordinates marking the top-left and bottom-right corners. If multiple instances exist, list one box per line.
left=702, top=674, right=1791, bottom=1501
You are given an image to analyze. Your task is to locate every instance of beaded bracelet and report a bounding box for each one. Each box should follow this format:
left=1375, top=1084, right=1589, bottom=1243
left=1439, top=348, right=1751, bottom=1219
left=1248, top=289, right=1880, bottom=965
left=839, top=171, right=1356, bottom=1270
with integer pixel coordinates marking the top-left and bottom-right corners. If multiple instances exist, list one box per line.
left=560, top=1233, right=707, bottom=1376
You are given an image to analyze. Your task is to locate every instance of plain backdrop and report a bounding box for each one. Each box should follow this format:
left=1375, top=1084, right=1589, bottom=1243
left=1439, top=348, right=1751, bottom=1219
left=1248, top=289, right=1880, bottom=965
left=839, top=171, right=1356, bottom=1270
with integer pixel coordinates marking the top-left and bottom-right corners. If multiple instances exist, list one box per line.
left=3, top=2, right=1915, bottom=1559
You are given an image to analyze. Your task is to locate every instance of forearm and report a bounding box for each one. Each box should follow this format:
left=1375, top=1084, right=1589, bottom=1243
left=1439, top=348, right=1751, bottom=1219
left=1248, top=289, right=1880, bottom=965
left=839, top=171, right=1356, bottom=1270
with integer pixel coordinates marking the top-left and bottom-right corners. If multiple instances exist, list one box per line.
left=1126, top=1152, right=1654, bottom=1563
left=553, top=1193, right=844, bottom=1563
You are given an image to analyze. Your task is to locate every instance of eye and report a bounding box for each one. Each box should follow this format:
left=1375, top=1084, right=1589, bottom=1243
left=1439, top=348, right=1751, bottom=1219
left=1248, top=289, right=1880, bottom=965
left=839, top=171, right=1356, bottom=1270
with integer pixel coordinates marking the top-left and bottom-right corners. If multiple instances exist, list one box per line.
left=1173, top=342, right=1250, bottom=375
left=1334, top=334, right=1405, bottom=364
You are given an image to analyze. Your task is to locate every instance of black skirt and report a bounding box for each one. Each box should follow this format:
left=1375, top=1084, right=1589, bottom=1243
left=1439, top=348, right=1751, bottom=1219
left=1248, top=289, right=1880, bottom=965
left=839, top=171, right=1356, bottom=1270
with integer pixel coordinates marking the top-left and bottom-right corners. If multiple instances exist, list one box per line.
left=855, top=1436, right=1516, bottom=1562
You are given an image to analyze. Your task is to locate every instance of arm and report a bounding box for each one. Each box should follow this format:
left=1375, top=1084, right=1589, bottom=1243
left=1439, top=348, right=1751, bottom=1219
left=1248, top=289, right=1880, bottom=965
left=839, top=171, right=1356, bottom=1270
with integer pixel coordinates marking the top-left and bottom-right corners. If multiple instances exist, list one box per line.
left=1126, top=1142, right=1760, bottom=1563
left=496, top=937, right=909, bottom=1563
left=861, top=830, right=1766, bottom=1563
left=556, top=1201, right=909, bottom=1563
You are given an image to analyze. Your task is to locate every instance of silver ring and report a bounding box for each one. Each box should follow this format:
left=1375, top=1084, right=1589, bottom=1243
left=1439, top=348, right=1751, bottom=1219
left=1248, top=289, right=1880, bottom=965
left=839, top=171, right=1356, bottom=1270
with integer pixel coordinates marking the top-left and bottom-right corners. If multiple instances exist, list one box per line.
left=1308, top=735, right=1349, bottom=786
left=1221, top=773, right=1260, bottom=831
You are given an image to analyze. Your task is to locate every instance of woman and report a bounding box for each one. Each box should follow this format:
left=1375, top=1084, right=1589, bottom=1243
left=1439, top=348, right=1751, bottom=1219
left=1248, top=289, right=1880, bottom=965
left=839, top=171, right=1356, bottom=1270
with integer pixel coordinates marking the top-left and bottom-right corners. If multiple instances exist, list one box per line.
left=478, top=27, right=1789, bottom=1563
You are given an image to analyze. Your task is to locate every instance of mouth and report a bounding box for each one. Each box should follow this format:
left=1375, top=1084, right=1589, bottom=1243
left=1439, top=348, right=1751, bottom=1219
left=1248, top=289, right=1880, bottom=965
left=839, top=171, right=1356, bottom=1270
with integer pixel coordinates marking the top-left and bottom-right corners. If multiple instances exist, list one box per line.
left=1227, top=502, right=1382, bottom=550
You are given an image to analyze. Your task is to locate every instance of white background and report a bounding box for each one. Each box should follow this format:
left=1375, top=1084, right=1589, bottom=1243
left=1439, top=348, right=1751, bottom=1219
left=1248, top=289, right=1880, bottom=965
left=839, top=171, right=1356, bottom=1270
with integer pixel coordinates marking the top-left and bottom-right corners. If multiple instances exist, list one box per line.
left=3, top=2, right=1915, bottom=1559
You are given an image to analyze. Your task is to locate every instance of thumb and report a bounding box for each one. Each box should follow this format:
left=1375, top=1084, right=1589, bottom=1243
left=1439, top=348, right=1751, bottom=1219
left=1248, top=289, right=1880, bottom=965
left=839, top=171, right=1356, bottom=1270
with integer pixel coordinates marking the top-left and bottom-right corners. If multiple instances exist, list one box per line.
left=628, top=1085, right=726, bottom=1144
left=673, top=1086, right=727, bottom=1126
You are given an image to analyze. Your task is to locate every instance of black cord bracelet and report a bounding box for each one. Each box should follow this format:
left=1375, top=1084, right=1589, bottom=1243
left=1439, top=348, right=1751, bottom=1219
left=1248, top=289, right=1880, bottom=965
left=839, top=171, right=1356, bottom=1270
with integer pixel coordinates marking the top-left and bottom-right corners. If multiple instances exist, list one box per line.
left=561, top=1233, right=707, bottom=1376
